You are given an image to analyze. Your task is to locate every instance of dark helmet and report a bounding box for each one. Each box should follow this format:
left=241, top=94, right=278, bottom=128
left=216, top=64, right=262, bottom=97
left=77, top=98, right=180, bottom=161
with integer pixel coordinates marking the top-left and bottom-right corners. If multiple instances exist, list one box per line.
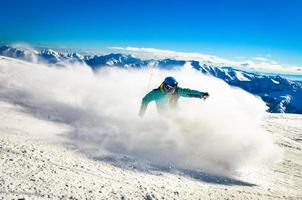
left=163, top=76, right=178, bottom=86
left=163, top=76, right=178, bottom=93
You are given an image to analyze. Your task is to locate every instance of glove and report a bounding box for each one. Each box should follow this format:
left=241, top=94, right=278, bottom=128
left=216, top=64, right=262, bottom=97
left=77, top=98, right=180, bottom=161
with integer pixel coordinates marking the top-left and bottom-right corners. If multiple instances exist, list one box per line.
left=202, top=92, right=209, bottom=100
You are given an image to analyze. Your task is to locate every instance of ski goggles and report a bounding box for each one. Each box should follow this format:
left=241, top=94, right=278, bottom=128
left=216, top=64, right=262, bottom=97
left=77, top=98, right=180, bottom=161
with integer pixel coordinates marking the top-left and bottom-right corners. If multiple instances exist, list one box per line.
left=164, top=83, right=177, bottom=92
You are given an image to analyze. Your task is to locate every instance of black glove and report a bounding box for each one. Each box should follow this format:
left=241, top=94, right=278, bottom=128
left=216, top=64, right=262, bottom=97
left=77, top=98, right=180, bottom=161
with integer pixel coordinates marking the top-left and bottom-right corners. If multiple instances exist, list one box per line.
left=202, top=92, right=209, bottom=99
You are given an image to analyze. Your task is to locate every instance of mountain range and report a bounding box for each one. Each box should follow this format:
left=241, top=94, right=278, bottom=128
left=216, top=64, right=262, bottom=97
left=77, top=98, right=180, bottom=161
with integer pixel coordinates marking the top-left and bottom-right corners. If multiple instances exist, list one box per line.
left=1, top=45, right=301, bottom=114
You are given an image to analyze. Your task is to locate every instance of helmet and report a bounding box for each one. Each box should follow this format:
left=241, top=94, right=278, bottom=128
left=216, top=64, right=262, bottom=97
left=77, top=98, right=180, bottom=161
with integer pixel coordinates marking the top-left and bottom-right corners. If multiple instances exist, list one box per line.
left=163, top=76, right=178, bottom=86
left=163, top=76, right=178, bottom=93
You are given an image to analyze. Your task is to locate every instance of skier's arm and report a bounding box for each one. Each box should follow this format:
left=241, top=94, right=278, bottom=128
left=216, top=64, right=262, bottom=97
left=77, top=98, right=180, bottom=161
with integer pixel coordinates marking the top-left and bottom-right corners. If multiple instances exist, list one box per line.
left=177, top=87, right=209, bottom=99
left=139, top=90, right=157, bottom=117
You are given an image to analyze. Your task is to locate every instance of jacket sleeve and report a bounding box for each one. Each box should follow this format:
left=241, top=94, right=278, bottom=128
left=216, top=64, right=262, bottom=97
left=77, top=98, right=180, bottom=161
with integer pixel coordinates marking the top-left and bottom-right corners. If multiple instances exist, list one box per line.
left=139, top=89, right=158, bottom=117
left=177, top=87, right=206, bottom=98
left=142, top=89, right=158, bottom=105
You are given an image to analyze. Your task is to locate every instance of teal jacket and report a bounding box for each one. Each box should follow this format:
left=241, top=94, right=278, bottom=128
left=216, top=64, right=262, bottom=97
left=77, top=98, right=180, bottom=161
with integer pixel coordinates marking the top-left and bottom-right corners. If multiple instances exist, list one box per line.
left=140, top=85, right=206, bottom=116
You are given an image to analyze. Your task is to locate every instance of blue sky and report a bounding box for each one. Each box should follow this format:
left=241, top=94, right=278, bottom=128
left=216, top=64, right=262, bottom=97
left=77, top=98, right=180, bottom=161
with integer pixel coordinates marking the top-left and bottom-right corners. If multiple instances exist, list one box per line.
left=0, top=0, right=301, bottom=66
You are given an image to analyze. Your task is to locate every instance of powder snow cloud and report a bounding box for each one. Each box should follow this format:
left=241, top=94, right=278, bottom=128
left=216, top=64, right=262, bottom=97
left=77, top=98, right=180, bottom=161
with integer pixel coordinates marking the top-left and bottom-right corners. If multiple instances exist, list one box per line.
left=0, top=56, right=280, bottom=175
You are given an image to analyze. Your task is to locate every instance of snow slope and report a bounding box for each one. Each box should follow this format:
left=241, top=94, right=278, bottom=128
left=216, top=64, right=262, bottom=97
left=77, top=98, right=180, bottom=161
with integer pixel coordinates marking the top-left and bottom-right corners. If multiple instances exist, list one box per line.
left=0, top=100, right=301, bottom=199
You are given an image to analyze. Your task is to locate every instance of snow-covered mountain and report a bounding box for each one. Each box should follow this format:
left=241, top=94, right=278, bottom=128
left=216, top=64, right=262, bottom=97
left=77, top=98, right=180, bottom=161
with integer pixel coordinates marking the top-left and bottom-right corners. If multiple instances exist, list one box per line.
left=191, top=62, right=302, bottom=114
left=85, top=53, right=149, bottom=69
left=1, top=45, right=301, bottom=114
left=0, top=45, right=84, bottom=64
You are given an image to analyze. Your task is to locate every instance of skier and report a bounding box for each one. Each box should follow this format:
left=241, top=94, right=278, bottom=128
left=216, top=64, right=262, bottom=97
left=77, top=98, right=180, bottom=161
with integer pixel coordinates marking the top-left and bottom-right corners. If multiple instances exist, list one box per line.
left=139, top=76, right=209, bottom=117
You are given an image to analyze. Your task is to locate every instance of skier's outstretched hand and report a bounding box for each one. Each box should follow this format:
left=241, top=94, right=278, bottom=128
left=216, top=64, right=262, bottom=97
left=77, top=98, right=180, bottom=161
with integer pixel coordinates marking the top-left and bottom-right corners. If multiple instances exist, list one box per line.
left=202, top=92, right=209, bottom=100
